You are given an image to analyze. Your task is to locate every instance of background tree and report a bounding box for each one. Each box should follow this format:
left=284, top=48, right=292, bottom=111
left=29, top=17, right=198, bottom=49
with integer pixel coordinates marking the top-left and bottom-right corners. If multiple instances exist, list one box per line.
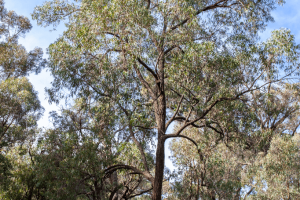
left=0, top=0, right=45, bottom=197
left=30, top=0, right=299, bottom=199
left=168, top=82, right=300, bottom=199
left=0, top=0, right=45, bottom=149
left=32, top=98, right=154, bottom=200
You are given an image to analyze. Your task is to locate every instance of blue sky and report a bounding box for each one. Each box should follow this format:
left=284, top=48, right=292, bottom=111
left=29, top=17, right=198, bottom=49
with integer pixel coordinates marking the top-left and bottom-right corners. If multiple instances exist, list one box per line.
left=5, top=0, right=300, bottom=169
left=5, top=0, right=66, bottom=127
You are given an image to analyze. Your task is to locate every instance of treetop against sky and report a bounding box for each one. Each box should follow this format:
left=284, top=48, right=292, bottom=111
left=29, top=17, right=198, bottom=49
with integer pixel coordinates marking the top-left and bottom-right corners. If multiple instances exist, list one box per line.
left=1, top=0, right=300, bottom=199
left=4, top=0, right=300, bottom=128
left=2, top=0, right=299, bottom=126
left=4, top=0, right=300, bottom=174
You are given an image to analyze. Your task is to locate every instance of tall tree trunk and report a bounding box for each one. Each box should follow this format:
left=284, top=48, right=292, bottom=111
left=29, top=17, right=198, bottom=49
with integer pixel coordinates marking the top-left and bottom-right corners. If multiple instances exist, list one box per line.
left=152, top=52, right=166, bottom=200
left=152, top=135, right=165, bottom=200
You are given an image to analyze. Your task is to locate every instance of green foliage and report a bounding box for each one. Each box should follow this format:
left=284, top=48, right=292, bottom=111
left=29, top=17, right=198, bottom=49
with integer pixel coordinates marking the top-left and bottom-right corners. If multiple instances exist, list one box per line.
left=30, top=0, right=300, bottom=199
left=0, top=0, right=45, bottom=150
left=0, top=1, right=45, bottom=198
left=168, top=82, right=300, bottom=199
left=0, top=77, right=43, bottom=149
left=2, top=0, right=300, bottom=199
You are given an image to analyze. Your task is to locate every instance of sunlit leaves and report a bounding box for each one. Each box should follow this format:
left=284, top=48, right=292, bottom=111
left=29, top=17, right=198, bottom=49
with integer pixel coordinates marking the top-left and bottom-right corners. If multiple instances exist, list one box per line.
left=0, top=77, right=43, bottom=149
left=30, top=0, right=300, bottom=199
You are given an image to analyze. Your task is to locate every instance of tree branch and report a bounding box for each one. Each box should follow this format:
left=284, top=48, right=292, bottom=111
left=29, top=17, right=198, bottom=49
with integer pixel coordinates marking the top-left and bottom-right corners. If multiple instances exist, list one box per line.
left=164, top=133, right=205, bottom=161
left=146, top=0, right=151, bottom=9
left=105, top=164, right=154, bottom=184
left=133, top=63, right=156, bottom=99
left=128, top=124, right=151, bottom=173
left=166, top=95, right=184, bottom=130
left=134, top=125, right=157, bottom=130
left=164, top=45, right=185, bottom=55
left=128, top=187, right=153, bottom=199
left=103, top=31, right=120, bottom=38
left=137, top=57, right=159, bottom=80
left=169, top=0, right=239, bottom=31
left=164, top=134, right=198, bottom=147
left=173, top=93, right=247, bottom=136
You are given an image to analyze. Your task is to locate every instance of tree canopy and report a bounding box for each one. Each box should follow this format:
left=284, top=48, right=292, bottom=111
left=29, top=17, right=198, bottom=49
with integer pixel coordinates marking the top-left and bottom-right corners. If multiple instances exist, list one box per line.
left=1, top=0, right=300, bottom=199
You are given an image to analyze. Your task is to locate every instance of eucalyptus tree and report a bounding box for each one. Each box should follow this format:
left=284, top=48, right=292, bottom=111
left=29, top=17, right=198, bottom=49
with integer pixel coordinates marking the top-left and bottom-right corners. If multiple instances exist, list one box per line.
left=0, top=0, right=45, bottom=150
left=0, top=0, right=45, bottom=196
left=168, top=82, right=300, bottom=199
left=32, top=0, right=299, bottom=199
left=32, top=98, right=154, bottom=200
